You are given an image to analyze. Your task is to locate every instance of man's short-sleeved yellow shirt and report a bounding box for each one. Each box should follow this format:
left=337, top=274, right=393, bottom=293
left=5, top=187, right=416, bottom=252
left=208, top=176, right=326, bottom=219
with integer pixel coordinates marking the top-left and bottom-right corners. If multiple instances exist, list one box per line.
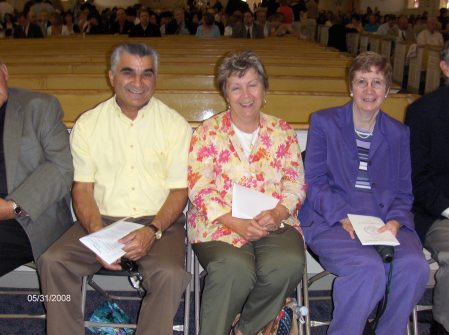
left=70, top=96, right=192, bottom=217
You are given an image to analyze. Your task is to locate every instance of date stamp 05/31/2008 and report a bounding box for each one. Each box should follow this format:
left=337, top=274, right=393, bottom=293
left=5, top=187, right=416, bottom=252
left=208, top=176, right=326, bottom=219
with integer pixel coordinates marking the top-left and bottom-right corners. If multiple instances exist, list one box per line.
left=27, top=294, right=71, bottom=302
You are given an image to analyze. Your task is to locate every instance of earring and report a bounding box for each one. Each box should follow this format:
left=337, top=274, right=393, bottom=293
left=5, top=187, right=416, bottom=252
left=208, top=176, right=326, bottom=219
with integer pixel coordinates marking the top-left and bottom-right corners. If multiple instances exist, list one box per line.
left=263, top=98, right=267, bottom=105
left=350, top=92, right=353, bottom=97
left=227, top=104, right=231, bottom=111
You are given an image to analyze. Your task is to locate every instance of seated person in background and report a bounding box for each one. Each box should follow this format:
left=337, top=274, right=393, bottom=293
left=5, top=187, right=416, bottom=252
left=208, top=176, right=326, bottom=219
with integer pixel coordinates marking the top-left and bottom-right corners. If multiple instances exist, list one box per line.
left=276, top=0, right=293, bottom=24
left=110, top=7, right=133, bottom=35
left=255, top=8, right=270, bottom=37
left=2, top=13, right=16, bottom=37
left=37, top=9, right=50, bottom=37
left=417, top=16, right=444, bottom=46
left=159, top=11, right=173, bottom=35
left=269, top=12, right=297, bottom=36
left=327, top=15, right=349, bottom=52
left=83, top=12, right=106, bottom=34
left=376, top=14, right=399, bottom=40
left=129, top=7, right=161, bottom=37
left=47, top=12, right=69, bottom=36
left=13, top=12, right=43, bottom=38
left=397, top=15, right=416, bottom=43
left=166, top=8, right=195, bottom=35
left=363, top=13, right=379, bottom=32
left=195, top=12, right=220, bottom=38
left=298, top=51, right=429, bottom=335
left=232, top=9, right=264, bottom=38
left=224, top=14, right=241, bottom=36
left=38, top=43, right=192, bottom=335
left=63, top=11, right=80, bottom=34
left=405, top=41, right=449, bottom=335
left=188, top=50, right=306, bottom=335
left=346, top=13, right=363, bottom=33
left=0, top=59, right=73, bottom=277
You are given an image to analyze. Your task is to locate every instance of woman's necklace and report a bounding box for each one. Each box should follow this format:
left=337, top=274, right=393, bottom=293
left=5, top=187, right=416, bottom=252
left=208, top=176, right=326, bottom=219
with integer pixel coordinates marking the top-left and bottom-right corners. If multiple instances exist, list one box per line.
left=354, top=128, right=373, bottom=139
left=353, top=105, right=377, bottom=137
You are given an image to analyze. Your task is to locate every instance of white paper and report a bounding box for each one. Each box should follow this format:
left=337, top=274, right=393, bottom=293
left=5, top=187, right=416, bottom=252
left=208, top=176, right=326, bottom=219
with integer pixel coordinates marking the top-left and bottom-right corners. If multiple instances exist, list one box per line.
left=232, top=184, right=279, bottom=219
left=347, top=214, right=400, bottom=246
left=79, top=218, right=143, bottom=264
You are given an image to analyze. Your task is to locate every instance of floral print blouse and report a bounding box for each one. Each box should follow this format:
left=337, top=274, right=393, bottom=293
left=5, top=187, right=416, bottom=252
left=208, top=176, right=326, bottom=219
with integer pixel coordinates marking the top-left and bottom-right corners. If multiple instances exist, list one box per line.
left=187, top=111, right=306, bottom=247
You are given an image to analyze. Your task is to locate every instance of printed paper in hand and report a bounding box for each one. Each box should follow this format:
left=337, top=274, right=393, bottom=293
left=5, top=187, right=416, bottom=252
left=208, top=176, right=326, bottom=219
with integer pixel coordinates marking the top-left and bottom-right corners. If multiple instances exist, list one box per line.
left=232, top=184, right=279, bottom=219
left=79, top=218, right=143, bottom=264
left=347, top=214, right=400, bottom=246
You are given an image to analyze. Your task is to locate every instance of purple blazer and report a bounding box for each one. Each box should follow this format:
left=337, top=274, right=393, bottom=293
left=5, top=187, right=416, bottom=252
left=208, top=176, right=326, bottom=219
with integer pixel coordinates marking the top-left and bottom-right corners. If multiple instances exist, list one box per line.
left=298, top=102, right=415, bottom=242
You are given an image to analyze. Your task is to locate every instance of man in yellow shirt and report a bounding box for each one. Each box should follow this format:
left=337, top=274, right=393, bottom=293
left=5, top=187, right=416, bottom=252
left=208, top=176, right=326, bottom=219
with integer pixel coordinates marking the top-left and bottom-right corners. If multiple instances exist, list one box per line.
left=38, top=43, right=192, bottom=335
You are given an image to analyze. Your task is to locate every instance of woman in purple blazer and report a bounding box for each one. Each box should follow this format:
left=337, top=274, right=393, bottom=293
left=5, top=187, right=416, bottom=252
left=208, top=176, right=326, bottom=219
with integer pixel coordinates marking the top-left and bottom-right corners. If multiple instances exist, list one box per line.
left=298, top=52, right=429, bottom=335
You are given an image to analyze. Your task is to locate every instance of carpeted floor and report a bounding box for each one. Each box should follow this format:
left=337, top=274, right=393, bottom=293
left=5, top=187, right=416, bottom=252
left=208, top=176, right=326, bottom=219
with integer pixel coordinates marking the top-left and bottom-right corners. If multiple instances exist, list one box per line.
left=0, top=288, right=434, bottom=334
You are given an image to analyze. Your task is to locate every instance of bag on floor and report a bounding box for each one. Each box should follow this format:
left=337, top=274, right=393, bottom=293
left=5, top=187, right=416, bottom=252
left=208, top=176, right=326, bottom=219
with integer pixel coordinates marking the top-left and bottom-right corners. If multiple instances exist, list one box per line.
left=88, top=300, right=135, bottom=335
left=259, top=298, right=299, bottom=335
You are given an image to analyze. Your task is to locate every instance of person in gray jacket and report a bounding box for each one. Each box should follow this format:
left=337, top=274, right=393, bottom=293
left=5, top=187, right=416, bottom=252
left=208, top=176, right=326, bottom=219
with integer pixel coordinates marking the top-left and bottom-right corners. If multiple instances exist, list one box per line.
left=232, top=9, right=265, bottom=39
left=0, top=59, right=73, bottom=277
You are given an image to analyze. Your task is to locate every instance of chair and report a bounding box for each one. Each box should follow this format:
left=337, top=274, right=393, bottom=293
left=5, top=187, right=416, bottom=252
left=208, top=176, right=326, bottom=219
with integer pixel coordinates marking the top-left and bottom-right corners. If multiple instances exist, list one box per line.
left=299, top=249, right=414, bottom=335
left=0, top=262, right=46, bottom=320
left=190, top=243, right=309, bottom=335
left=82, top=244, right=195, bottom=333
left=410, top=251, right=438, bottom=335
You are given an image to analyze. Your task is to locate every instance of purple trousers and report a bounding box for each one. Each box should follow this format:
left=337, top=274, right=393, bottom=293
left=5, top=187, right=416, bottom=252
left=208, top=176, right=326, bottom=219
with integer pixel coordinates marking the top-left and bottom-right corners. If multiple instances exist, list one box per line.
left=305, top=224, right=429, bottom=335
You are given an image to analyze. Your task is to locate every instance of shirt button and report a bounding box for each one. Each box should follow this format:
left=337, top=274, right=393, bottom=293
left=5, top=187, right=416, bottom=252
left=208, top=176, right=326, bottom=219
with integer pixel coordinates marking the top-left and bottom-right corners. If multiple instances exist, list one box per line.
left=368, top=161, right=372, bottom=166
left=371, top=183, right=376, bottom=188
left=379, top=203, right=384, bottom=208
left=130, top=166, right=134, bottom=170
left=131, top=187, right=135, bottom=191
left=133, top=207, right=137, bottom=211
left=130, top=145, right=134, bottom=148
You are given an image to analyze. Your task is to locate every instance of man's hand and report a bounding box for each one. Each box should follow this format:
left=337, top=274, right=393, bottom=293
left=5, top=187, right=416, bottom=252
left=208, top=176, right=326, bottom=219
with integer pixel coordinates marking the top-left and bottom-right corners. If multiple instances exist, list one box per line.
left=0, top=198, right=15, bottom=220
left=378, top=219, right=401, bottom=237
left=119, top=226, right=155, bottom=261
left=340, top=217, right=356, bottom=239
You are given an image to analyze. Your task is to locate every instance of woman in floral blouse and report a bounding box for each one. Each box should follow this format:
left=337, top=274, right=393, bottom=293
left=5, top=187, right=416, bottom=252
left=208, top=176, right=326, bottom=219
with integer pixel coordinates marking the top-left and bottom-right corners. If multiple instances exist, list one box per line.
left=187, top=51, right=306, bottom=335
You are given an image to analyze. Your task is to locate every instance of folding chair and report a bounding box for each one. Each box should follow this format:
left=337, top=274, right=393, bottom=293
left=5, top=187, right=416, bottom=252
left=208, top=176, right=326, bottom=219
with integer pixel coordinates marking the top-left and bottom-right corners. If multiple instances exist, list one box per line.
left=410, top=250, right=438, bottom=335
left=0, top=262, right=46, bottom=320
left=82, top=243, right=195, bottom=333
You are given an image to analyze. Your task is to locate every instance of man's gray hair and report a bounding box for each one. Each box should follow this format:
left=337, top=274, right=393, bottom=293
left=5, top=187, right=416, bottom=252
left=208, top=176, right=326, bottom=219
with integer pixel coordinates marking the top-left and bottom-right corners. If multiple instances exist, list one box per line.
left=110, top=43, right=159, bottom=75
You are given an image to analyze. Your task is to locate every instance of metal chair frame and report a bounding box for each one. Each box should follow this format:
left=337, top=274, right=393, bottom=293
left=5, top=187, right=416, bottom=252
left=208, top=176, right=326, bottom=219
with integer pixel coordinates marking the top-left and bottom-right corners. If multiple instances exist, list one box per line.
left=81, top=247, right=194, bottom=333
left=0, top=262, right=46, bottom=320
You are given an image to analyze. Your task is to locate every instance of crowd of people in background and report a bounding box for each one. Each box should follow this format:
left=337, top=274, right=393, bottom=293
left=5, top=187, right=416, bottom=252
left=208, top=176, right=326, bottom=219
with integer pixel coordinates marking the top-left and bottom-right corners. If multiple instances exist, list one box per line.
left=326, top=6, right=448, bottom=51
left=2, top=0, right=446, bottom=41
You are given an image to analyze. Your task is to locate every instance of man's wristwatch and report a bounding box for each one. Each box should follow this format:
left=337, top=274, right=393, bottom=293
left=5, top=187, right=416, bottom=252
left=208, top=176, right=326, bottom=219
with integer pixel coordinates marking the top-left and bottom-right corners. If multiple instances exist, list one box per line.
left=9, top=200, right=24, bottom=217
left=147, top=223, right=162, bottom=240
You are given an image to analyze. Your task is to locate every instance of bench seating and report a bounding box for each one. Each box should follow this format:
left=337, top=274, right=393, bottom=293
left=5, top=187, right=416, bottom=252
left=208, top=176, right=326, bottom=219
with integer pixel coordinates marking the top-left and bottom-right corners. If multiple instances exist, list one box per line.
left=45, top=89, right=417, bottom=127
left=9, top=73, right=352, bottom=92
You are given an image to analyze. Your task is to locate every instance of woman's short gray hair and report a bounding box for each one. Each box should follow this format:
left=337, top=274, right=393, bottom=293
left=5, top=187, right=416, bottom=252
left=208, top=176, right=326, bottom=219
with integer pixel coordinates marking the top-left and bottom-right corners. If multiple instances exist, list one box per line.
left=110, top=43, right=159, bottom=75
left=348, top=51, right=392, bottom=89
left=216, top=51, right=269, bottom=97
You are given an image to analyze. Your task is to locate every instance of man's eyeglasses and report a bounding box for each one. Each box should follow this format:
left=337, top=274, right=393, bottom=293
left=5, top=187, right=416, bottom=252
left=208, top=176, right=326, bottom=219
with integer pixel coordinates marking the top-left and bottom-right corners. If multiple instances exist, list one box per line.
left=353, top=78, right=386, bottom=90
left=121, top=257, right=146, bottom=298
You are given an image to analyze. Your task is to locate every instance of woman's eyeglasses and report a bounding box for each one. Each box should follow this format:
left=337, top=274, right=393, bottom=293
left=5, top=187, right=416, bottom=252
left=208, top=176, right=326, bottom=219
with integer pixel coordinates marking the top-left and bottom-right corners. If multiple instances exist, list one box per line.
left=353, top=78, right=386, bottom=90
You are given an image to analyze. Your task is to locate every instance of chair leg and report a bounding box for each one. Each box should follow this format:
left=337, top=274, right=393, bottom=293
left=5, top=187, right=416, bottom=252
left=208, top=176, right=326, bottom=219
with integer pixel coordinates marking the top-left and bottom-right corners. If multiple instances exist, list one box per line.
left=412, top=306, right=419, bottom=335
left=184, top=242, right=193, bottom=335
left=194, top=253, right=200, bottom=335
left=81, top=275, right=88, bottom=317
left=302, top=260, right=311, bottom=335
